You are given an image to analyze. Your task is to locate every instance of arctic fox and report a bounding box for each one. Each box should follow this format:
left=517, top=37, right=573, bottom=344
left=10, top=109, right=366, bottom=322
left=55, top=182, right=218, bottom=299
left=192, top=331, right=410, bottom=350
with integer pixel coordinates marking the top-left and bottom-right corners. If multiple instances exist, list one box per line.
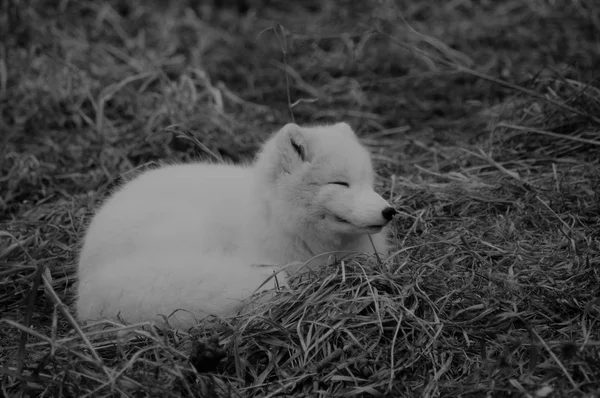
left=76, top=122, right=396, bottom=329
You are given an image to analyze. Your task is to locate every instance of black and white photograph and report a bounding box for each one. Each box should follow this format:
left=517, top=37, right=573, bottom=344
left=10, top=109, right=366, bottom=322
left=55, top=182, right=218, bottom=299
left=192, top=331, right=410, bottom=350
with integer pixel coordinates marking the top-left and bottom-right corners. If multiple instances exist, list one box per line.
left=1, top=0, right=599, bottom=396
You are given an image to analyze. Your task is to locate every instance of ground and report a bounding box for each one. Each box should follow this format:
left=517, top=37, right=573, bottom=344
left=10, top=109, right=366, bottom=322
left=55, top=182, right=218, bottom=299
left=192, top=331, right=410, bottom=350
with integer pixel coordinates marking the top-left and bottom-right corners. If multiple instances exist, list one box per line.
left=1, top=0, right=600, bottom=397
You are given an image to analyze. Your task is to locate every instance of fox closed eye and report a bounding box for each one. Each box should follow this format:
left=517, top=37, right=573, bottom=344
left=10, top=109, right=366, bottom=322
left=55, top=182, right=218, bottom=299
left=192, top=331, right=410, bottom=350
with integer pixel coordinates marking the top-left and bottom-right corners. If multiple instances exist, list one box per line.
left=329, top=181, right=350, bottom=187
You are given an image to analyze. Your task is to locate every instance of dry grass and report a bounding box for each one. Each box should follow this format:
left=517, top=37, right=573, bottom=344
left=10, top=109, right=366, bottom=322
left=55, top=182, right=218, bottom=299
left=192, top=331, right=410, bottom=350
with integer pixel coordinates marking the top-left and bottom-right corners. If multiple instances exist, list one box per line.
left=2, top=0, right=600, bottom=396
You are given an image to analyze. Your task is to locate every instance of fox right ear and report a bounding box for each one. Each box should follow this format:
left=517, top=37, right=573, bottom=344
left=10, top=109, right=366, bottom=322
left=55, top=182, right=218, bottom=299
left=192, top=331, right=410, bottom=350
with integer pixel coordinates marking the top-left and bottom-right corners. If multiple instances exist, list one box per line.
left=290, top=136, right=305, bottom=161
left=281, top=123, right=309, bottom=163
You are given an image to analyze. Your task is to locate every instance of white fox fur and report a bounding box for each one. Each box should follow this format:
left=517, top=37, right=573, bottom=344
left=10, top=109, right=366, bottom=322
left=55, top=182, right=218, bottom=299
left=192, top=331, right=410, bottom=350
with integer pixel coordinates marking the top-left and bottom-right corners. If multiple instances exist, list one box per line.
left=76, top=122, right=396, bottom=329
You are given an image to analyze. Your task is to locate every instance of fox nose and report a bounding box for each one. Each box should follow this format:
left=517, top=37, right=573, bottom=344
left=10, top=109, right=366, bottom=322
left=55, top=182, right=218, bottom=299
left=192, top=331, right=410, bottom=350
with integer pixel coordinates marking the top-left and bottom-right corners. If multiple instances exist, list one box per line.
left=382, top=207, right=397, bottom=222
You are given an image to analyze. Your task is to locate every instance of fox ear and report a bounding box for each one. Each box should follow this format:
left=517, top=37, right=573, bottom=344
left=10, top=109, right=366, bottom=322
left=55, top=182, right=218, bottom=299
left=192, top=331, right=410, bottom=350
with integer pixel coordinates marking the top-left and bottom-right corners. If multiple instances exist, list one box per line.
left=335, top=122, right=352, bottom=131
left=335, top=122, right=358, bottom=137
left=282, top=123, right=310, bottom=163
left=290, top=136, right=305, bottom=161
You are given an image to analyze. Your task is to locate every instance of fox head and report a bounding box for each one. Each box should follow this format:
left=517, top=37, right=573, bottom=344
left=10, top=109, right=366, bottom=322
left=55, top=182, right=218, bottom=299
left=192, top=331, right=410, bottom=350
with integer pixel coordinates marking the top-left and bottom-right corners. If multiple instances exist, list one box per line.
left=254, top=122, right=396, bottom=253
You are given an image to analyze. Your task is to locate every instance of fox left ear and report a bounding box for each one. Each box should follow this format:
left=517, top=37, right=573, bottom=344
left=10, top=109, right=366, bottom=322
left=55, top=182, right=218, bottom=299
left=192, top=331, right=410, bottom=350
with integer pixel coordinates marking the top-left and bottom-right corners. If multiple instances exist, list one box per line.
left=335, top=122, right=358, bottom=137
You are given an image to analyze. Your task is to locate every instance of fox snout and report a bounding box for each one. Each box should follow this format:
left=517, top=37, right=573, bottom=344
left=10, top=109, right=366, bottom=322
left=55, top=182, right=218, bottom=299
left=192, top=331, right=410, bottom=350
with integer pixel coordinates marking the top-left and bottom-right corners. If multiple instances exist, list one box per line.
left=327, top=189, right=397, bottom=232
left=364, top=192, right=396, bottom=226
